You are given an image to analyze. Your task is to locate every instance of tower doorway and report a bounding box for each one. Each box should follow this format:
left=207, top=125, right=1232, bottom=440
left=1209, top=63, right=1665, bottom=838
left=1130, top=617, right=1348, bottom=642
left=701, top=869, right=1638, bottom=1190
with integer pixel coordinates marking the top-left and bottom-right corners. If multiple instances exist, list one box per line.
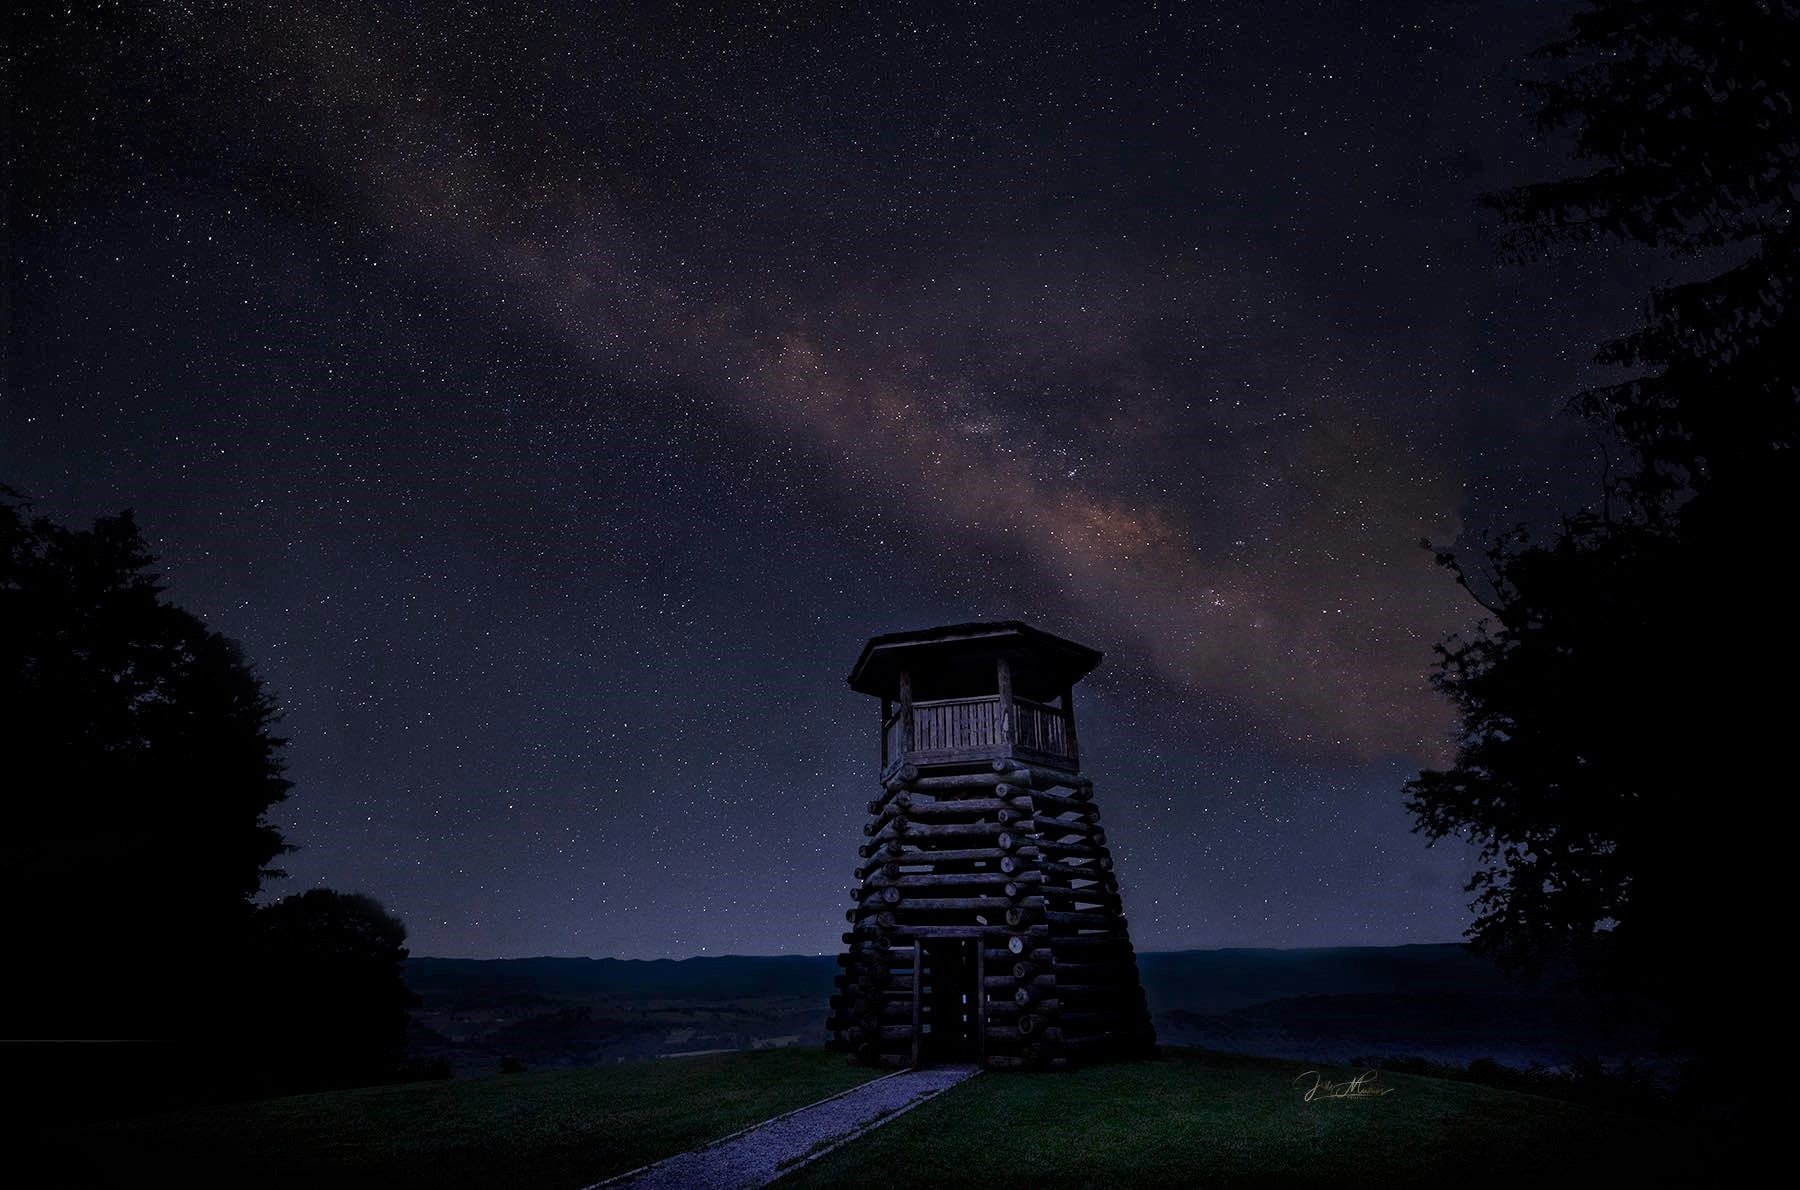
left=916, top=938, right=982, bottom=1065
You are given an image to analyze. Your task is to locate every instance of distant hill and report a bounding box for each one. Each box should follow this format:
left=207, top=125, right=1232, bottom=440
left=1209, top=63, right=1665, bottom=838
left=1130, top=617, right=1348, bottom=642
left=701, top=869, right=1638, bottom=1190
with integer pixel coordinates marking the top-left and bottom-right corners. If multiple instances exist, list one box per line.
left=408, top=943, right=1506, bottom=1008
left=405, top=954, right=837, bottom=1072
left=1136, top=944, right=1643, bottom=1068
left=408, top=953, right=835, bottom=1003
left=1138, top=943, right=1528, bottom=1012
left=406, top=944, right=1651, bottom=1075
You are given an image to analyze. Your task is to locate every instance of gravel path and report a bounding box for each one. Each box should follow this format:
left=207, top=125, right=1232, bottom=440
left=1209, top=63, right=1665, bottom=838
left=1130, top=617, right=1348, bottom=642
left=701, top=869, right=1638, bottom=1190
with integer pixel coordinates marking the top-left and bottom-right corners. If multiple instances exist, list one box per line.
left=587, top=1064, right=979, bottom=1189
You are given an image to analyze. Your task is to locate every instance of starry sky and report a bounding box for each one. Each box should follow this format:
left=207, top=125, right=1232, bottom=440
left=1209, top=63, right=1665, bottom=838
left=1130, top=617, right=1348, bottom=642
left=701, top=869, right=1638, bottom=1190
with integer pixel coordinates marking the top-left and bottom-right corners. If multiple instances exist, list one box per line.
left=5, top=1, right=1653, bottom=958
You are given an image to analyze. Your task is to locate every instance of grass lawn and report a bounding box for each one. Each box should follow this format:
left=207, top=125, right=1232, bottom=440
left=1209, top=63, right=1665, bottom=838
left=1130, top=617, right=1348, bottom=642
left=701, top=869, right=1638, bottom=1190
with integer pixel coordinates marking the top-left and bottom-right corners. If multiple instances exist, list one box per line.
left=785, top=1048, right=1732, bottom=1189
left=38, top=1047, right=878, bottom=1189
left=34, top=1046, right=1736, bottom=1188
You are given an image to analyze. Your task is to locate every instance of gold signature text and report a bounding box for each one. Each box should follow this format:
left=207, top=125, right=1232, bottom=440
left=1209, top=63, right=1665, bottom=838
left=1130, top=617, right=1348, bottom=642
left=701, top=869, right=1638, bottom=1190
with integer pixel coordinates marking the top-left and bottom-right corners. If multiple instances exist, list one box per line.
left=1294, top=1069, right=1395, bottom=1102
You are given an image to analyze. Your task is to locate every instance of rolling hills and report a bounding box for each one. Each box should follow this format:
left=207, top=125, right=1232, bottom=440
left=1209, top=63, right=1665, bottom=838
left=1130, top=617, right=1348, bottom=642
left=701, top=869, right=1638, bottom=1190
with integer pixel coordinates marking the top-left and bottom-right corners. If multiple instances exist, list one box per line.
left=406, top=943, right=1651, bottom=1075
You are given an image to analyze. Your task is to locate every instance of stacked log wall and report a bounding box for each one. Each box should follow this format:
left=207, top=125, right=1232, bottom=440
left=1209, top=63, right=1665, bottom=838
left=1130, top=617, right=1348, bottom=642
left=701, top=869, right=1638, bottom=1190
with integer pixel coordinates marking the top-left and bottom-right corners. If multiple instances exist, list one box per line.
left=827, top=760, right=1156, bottom=1071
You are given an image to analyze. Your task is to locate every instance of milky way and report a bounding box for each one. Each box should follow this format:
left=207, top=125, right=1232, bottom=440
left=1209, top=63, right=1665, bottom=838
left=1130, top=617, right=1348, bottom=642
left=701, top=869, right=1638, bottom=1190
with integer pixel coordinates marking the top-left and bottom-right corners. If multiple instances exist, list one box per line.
left=6, top=2, right=1646, bottom=956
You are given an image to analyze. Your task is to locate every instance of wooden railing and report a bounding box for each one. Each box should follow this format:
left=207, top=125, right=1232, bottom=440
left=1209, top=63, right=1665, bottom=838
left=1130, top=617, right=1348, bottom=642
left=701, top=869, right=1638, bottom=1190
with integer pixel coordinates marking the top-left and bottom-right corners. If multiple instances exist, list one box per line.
left=1013, top=697, right=1069, bottom=757
left=884, top=694, right=1073, bottom=764
left=913, top=696, right=1004, bottom=752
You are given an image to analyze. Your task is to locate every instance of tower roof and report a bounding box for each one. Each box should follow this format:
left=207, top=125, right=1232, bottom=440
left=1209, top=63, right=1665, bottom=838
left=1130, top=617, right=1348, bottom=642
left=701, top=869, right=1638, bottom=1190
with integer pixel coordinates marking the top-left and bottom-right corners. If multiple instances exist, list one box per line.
left=846, top=620, right=1102, bottom=701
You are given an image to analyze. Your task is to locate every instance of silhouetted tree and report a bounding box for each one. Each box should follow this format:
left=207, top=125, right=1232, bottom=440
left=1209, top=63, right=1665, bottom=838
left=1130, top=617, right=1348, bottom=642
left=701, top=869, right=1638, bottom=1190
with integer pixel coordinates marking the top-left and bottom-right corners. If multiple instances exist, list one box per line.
left=1, top=489, right=292, bottom=1038
left=249, top=890, right=416, bottom=1091
left=1483, top=0, right=1797, bottom=511
left=1408, top=1, right=1795, bottom=1109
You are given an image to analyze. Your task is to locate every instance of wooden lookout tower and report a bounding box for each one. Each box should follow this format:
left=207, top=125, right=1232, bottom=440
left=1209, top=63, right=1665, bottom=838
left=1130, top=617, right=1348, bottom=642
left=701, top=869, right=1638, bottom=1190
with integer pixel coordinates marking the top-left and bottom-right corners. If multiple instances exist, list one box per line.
left=826, top=621, right=1157, bottom=1070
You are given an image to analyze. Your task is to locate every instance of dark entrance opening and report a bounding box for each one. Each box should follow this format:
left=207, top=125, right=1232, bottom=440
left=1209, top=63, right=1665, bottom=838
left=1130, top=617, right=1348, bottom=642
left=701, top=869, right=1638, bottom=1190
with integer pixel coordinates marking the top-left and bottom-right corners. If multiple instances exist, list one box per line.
left=917, top=938, right=981, bottom=1065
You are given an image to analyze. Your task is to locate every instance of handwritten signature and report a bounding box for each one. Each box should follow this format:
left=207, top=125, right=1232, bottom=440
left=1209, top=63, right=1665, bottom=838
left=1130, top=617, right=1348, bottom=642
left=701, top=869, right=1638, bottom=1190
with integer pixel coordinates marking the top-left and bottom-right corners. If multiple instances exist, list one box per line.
left=1294, top=1069, right=1395, bottom=1102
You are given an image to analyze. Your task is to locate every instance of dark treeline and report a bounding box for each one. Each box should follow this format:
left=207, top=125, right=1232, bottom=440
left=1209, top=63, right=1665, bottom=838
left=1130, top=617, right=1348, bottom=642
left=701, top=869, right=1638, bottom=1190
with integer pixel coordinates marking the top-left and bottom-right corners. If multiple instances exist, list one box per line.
left=1, top=490, right=418, bottom=1106
left=1408, top=0, right=1794, bottom=1117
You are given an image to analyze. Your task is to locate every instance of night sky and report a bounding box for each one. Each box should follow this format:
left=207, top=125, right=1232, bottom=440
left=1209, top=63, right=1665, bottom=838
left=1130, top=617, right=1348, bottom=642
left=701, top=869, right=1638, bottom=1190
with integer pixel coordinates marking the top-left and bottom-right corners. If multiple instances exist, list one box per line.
left=5, top=1, right=1651, bottom=959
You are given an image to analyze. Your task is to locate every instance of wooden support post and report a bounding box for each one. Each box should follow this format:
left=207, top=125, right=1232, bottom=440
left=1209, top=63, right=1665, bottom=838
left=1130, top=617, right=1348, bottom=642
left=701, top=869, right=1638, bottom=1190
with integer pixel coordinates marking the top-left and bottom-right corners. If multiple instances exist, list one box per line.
left=1062, top=685, right=1080, bottom=770
left=996, top=655, right=1016, bottom=746
left=881, top=696, right=891, bottom=770
left=899, top=671, right=916, bottom=758
left=910, top=939, right=923, bottom=1069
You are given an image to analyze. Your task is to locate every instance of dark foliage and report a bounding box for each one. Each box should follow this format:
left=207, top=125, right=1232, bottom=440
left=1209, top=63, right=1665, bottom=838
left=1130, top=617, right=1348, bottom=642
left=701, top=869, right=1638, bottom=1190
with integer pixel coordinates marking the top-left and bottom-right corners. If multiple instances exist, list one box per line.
left=2, top=492, right=417, bottom=1098
left=396, top=1055, right=455, bottom=1082
left=1482, top=0, right=1798, bottom=507
left=1362, top=1053, right=1668, bottom=1117
left=249, top=890, right=417, bottom=1093
left=1410, top=0, right=1796, bottom=1111
left=0, top=488, right=291, bottom=1038
left=1406, top=517, right=1711, bottom=979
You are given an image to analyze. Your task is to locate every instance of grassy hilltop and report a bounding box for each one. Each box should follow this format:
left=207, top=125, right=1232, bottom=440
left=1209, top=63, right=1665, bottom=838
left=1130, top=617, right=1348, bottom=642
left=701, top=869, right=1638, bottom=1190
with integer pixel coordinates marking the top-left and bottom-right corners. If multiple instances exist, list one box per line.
left=39, top=1046, right=1725, bottom=1189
